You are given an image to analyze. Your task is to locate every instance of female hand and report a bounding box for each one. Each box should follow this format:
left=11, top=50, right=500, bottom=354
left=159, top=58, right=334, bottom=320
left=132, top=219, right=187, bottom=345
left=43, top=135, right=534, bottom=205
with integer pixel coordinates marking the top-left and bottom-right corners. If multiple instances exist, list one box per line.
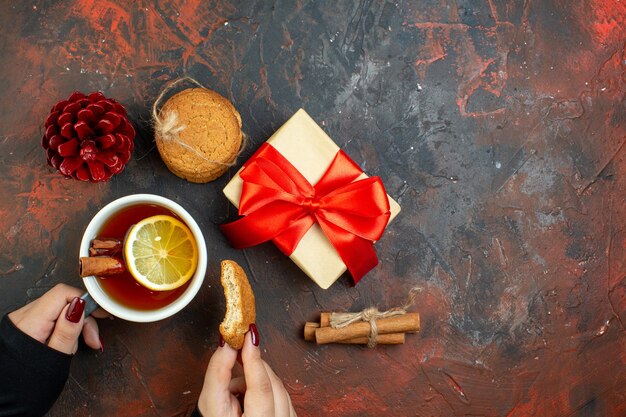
left=8, top=283, right=106, bottom=354
left=198, top=324, right=297, bottom=417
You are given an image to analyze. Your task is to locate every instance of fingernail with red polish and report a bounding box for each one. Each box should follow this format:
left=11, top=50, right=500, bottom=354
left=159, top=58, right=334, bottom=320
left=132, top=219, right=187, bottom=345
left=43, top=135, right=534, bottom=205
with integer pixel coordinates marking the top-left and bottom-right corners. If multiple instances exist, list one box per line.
left=66, top=297, right=85, bottom=323
left=249, top=323, right=259, bottom=347
left=99, top=336, right=104, bottom=353
left=219, top=334, right=225, bottom=347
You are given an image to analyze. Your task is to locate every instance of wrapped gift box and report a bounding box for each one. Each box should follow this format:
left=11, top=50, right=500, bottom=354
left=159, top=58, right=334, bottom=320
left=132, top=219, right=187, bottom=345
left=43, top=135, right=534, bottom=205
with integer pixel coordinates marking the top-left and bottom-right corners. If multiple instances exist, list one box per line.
left=223, top=109, right=400, bottom=289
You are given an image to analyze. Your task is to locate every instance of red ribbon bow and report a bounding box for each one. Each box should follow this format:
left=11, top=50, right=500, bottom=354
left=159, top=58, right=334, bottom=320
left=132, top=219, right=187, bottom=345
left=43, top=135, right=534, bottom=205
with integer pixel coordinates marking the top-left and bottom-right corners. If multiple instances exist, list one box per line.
left=221, top=143, right=391, bottom=284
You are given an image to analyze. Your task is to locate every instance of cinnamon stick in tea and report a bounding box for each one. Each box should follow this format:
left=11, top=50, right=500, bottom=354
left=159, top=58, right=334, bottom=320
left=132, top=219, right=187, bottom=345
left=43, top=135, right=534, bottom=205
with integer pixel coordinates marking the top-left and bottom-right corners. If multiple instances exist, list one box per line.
left=315, top=313, right=420, bottom=345
left=79, top=256, right=126, bottom=277
left=89, top=238, right=123, bottom=256
left=304, top=322, right=405, bottom=345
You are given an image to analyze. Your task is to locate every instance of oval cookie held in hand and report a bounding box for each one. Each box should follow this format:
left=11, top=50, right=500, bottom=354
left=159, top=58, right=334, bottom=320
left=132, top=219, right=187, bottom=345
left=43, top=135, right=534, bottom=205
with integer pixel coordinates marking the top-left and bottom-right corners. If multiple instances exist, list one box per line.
left=219, top=260, right=256, bottom=350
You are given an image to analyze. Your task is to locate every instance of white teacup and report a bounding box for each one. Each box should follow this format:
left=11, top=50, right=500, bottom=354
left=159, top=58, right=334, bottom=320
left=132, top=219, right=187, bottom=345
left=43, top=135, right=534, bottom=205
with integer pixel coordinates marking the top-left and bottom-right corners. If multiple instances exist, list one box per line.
left=79, top=194, right=207, bottom=322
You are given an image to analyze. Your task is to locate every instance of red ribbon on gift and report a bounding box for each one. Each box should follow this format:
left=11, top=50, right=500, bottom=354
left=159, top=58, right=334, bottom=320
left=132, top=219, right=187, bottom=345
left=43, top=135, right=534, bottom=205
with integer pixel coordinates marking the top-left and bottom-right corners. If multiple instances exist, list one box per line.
left=221, top=143, right=391, bottom=284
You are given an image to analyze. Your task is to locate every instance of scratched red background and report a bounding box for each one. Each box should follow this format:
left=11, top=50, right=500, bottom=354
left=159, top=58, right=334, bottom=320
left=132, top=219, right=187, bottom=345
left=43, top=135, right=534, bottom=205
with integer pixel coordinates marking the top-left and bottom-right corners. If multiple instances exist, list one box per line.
left=0, top=1, right=625, bottom=416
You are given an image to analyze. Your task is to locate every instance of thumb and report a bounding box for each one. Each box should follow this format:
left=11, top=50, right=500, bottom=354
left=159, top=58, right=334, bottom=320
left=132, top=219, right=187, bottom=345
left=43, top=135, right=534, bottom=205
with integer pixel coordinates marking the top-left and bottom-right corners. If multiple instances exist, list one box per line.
left=197, top=342, right=239, bottom=417
left=48, top=297, right=85, bottom=355
left=82, top=316, right=103, bottom=352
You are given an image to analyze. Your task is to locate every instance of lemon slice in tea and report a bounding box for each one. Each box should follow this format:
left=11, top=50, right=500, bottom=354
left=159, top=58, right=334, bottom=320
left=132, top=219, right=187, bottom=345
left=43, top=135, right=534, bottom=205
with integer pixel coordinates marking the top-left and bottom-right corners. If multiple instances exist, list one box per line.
left=124, top=215, right=198, bottom=291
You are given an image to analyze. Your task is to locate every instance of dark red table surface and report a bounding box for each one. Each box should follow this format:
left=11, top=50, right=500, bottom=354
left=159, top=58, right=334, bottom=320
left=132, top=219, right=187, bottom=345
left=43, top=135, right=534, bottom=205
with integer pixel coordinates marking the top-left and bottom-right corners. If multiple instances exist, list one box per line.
left=1, top=1, right=625, bottom=416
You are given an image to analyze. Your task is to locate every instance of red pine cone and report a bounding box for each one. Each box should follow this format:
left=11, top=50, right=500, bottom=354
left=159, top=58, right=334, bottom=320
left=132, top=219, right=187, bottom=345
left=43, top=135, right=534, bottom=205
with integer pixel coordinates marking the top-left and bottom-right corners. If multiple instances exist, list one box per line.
left=42, top=91, right=135, bottom=182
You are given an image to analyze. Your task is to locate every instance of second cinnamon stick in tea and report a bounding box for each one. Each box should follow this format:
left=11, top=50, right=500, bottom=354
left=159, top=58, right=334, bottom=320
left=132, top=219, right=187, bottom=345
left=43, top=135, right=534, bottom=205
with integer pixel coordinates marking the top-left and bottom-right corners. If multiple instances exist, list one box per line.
left=89, top=238, right=123, bottom=256
left=315, top=313, right=420, bottom=344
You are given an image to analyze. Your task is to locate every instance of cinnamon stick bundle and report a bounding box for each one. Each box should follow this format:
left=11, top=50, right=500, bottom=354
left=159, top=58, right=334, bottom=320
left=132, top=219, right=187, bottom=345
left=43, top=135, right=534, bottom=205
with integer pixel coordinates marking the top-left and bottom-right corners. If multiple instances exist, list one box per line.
left=315, top=314, right=419, bottom=345
left=304, top=312, right=419, bottom=346
left=305, top=288, right=422, bottom=347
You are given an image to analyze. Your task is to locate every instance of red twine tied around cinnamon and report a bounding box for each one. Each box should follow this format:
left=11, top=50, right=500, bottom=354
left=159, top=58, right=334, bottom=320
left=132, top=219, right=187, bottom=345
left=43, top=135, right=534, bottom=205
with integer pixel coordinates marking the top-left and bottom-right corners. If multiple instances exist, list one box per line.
left=220, top=143, right=391, bottom=284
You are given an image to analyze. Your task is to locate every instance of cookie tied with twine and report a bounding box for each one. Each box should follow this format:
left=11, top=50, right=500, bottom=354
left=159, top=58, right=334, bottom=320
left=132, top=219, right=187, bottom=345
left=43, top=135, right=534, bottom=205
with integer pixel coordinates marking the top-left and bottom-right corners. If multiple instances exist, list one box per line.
left=153, top=77, right=244, bottom=183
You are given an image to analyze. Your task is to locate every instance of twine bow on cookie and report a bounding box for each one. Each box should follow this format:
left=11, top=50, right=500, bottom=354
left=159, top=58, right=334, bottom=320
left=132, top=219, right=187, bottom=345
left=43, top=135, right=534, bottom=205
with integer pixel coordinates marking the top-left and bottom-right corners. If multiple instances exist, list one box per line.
left=151, top=76, right=246, bottom=167
left=330, top=287, right=422, bottom=347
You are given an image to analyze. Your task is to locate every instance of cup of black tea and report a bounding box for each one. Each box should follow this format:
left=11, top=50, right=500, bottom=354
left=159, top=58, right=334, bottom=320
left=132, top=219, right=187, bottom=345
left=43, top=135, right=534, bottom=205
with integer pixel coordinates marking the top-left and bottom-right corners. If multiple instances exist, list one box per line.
left=79, top=194, right=207, bottom=322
